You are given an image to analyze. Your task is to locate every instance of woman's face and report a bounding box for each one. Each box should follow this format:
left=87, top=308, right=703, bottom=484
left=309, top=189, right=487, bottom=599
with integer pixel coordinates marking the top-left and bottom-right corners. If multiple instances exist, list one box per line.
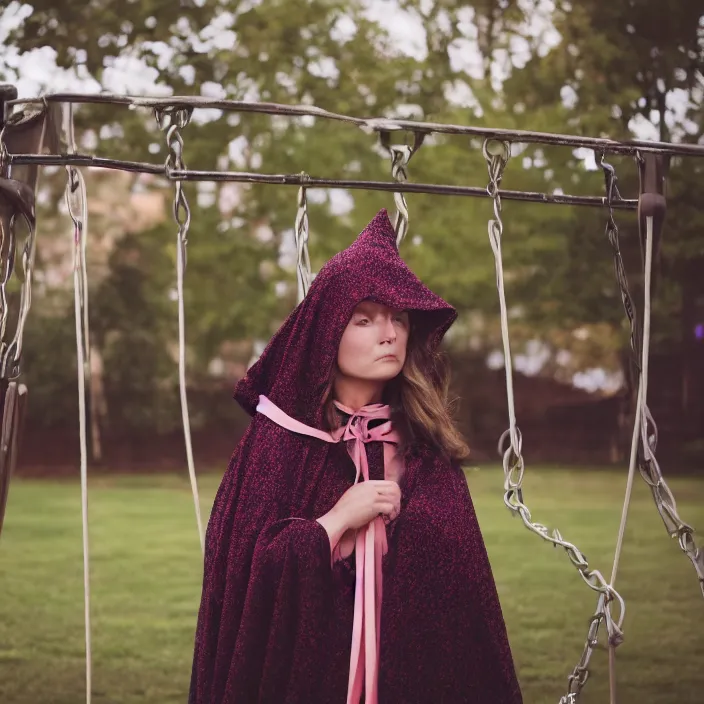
left=337, top=301, right=410, bottom=382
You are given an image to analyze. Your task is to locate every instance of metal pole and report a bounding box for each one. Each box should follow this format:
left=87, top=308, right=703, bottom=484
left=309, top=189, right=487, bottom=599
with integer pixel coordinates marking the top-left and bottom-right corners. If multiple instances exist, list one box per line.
left=8, top=92, right=704, bottom=158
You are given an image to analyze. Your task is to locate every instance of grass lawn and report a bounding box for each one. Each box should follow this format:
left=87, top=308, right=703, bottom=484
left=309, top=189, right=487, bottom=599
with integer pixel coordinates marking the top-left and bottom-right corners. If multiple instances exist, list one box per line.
left=0, top=465, right=702, bottom=704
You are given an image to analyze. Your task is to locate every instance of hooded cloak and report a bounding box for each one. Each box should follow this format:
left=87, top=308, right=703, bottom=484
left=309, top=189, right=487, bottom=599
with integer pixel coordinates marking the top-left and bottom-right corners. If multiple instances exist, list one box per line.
left=189, top=209, right=523, bottom=704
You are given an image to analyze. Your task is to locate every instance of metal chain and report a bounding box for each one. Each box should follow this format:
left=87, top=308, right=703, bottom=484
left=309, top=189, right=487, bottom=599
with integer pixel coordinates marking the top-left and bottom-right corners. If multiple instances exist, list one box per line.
left=598, top=154, right=641, bottom=369
left=157, top=106, right=193, bottom=267
left=380, top=130, right=425, bottom=247
left=0, top=94, right=40, bottom=546
left=0, top=214, right=36, bottom=379
left=635, top=203, right=703, bottom=598
left=0, top=210, right=16, bottom=360
left=0, top=203, right=37, bottom=380
left=0, top=98, right=44, bottom=380
left=599, top=152, right=704, bottom=596
left=155, top=105, right=204, bottom=554
left=294, top=173, right=312, bottom=302
left=483, top=138, right=625, bottom=704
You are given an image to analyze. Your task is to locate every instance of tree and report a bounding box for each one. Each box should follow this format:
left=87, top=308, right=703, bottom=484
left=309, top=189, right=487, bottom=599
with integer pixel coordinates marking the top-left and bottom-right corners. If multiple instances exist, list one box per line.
left=3, top=0, right=703, bottom=445
left=500, top=1, right=704, bottom=345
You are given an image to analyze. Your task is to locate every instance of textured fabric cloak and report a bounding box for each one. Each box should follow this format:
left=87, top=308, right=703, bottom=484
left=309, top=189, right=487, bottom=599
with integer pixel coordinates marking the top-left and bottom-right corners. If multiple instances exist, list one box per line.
left=189, top=209, right=523, bottom=704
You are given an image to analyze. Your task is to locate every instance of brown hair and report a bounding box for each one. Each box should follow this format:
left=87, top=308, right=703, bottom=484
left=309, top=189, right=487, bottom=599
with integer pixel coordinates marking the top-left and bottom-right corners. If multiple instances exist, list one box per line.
left=324, top=320, right=470, bottom=463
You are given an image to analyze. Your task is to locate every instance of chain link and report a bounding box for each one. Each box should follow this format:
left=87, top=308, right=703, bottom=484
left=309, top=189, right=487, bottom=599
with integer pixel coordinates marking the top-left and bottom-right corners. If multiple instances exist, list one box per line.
left=294, top=173, right=312, bottom=302
left=484, top=138, right=625, bottom=704
left=599, top=152, right=704, bottom=596
left=380, top=130, right=425, bottom=247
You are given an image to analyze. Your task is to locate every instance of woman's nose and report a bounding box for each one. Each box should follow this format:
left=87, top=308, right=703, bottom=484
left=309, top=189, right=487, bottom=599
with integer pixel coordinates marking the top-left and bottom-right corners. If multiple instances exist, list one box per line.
left=381, top=317, right=396, bottom=342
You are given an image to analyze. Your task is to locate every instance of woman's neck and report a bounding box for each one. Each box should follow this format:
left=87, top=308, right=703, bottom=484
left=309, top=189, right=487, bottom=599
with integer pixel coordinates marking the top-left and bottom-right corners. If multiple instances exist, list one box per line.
left=333, top=375, right=385, bottom=411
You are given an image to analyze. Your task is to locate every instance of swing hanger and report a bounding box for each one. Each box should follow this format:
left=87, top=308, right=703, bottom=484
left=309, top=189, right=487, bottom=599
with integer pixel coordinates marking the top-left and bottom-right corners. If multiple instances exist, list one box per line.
left=377, top=129, right=429, bottom=247
left=636, top=150, right=668, bottom=267
left=379, top=129, right=427, bottom=174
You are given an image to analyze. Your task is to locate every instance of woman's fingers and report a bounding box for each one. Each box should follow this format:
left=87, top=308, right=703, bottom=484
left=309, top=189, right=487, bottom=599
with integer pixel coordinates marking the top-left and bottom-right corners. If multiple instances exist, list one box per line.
left=372, top=481, right=401, bottom=499
left=366, top=481, right=402, bottom=524
left=375, top=499, right=401, bottom=521
left=369, top=480, right=399, bottom=491
left=386, top=489, right=401, bottom=516
left=376, top=500, right=395, bottom=515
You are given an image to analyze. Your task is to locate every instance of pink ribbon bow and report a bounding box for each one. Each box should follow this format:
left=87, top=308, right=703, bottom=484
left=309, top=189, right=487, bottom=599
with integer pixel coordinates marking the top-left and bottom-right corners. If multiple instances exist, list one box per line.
left=256, top=394, right=402, bottom=704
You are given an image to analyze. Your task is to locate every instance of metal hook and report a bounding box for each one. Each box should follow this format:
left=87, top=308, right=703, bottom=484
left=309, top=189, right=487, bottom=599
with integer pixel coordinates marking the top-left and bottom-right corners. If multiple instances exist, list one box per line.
left=482, top=138, right=511, bottom=165
left=379, top=129, right=426, bottom=161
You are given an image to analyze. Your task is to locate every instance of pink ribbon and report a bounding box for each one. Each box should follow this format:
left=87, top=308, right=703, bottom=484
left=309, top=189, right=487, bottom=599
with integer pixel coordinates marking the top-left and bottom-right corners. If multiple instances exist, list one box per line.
left=256, top=394, right=402, bottom=704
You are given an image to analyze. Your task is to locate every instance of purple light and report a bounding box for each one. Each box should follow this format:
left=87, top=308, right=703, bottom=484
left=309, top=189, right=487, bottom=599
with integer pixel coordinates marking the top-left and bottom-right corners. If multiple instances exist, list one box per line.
left=695, top=323, right=704, bottom=340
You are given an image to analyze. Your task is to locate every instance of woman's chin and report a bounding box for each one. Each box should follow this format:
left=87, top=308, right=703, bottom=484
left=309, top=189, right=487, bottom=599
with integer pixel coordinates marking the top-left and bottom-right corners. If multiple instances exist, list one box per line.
left=343, top=364, right=403, bottom=383
left=370, top=367, right=403, bottom=382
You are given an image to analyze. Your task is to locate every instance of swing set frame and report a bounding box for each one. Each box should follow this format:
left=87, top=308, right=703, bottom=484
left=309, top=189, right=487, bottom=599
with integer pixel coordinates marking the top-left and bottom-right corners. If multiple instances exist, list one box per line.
left=0, top=83, right=702, bottom=704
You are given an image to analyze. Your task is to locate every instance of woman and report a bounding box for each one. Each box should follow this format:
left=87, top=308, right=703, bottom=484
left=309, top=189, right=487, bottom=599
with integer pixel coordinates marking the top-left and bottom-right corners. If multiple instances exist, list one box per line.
left=189, top=209, right=523, bottom=704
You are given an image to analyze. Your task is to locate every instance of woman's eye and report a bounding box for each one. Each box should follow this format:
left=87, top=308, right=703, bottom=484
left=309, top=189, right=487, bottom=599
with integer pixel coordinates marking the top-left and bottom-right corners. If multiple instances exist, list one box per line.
left=356, top=318, right=370, bottom=325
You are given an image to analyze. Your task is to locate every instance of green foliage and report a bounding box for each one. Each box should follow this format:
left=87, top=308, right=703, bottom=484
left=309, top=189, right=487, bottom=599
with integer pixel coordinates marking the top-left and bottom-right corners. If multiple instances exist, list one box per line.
left=91, top=227, right=180, bottom=432
left=499, top=0, right=704, bottom=358
left=177, top=199, right=285, bottom=361
left=21, top=298, right=79, bottom=428
left=2, top=0, right=703, bottom=435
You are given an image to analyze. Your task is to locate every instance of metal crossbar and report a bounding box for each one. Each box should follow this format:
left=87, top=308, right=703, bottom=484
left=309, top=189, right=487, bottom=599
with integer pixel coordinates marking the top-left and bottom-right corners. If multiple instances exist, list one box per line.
left=2, top=155, right=642, bottom=209
left=8, top=92, right=704, bottom=157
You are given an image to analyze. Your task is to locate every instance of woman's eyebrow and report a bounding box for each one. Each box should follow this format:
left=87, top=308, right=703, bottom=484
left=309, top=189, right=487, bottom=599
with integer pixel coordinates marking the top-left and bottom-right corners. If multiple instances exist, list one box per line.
left=353, top=304, right=377, bottom=315
left=353, top=306, right=407, bottom=317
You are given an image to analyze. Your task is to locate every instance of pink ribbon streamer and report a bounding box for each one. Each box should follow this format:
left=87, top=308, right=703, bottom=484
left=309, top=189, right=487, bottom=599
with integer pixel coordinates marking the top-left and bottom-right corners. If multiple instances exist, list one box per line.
left=256, top=394, right=402, bottom=704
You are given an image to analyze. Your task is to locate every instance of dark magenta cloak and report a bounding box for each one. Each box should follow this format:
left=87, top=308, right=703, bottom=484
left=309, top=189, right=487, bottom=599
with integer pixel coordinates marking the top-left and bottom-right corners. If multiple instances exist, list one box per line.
left=189, top=209, right=523, bottom=703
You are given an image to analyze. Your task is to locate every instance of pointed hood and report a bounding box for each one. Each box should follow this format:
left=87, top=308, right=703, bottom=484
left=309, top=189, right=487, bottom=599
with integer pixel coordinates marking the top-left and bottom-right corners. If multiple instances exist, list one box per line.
left=234, top=208, right=456, bottom=428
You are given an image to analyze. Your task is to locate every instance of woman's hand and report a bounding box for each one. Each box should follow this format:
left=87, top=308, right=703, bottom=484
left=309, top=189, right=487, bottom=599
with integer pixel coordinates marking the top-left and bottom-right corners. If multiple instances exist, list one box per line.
left=317, top=480, right=401, bottom=550
left=333, top=480, right=401, bottom=530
